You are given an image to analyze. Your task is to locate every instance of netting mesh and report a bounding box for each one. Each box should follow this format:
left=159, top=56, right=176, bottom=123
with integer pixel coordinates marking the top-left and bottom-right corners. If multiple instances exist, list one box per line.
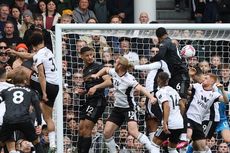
left=53, top=28, right=230, bottom=153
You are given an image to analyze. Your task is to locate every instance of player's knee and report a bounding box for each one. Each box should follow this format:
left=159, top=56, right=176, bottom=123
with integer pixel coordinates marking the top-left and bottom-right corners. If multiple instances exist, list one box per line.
left=103, top=129, right=112, bottom=139
left=223, top=136, right=230, bottom=143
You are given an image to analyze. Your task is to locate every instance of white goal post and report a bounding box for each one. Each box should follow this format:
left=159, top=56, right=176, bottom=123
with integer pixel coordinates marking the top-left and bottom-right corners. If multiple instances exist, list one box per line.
left=54, top=24, right=230, bottom=153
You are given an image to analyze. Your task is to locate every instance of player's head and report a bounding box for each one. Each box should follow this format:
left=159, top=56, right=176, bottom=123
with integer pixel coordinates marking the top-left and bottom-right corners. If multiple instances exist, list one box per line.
left=0, top=67, right=6, bottom=79
left=156, top=27, right=168, bottom=41
left=80, top=46, right=95, bottom=65
left=202, top=73, right=217, bottom=87
left=157, top=72, right=170, bottom=87
left=115, top=56, right=133, bottom=72
left=11, top=69, right=28, bottom=85
left=29, top=30, right=44, bottom=49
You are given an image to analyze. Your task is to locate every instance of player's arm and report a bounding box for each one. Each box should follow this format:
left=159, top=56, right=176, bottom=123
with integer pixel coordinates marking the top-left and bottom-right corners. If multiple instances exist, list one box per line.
left=216, top=84, right=229, bottom=103
left=87, top=75, right=113, bottom=96
left=178, top=99, right=186, bottom=115
left=91, top=67, right=111, bottom=79
left=6, top=48, right=35, bottom=59
left=135, top=84, right=157, bottom=104
left=162, top=101, right=171, bottom=134
left=37, top=64, right=48, bottom=102
left=134, top=62, right=162, bottom=71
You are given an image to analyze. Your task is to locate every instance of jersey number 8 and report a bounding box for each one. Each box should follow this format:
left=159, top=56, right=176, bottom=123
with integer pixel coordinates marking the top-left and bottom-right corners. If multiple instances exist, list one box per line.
left=13, top=91, right=24, bottom=104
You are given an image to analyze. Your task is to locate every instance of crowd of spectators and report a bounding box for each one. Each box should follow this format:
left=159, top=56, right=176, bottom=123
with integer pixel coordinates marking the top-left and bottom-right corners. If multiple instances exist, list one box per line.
left=0, top=0, right=230, bottom=153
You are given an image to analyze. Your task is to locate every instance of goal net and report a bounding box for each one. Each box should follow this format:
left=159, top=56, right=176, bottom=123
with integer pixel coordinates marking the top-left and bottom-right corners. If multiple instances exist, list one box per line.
left=54, top=24, right=230, bottom=153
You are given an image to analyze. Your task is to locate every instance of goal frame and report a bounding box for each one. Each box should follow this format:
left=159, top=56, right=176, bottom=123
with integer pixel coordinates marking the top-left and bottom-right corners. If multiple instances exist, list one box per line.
left=54, top=24, right=230, bottom=153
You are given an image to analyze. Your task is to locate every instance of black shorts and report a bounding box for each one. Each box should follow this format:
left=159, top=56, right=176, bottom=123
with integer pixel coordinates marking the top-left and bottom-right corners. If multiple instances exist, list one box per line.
left=30, top=80, right=59, bottom=107
left=107, top=107, right=138, bottom=127
left=154, top=126, right=183, bottom=144
left=187, top=119, right=205, bottom=141
left=169, top=73, right=190, bottom=99
left=145, top=97, right=162, bottom=122
left=202, top=120, right=218, bottom=139
left=80, top=96, right=106, bottom=123
left=0, top=122, right=37, bottom=143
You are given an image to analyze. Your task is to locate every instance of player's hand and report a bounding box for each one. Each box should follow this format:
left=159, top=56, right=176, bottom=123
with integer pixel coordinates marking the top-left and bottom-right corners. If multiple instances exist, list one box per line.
left=163, top=121, right=171, bottom=134
left=5, top=48, right=16, bottom=56
left=87, top=87, right=97, bottom=96
left=35, top=125, right=42, bottom=135
left=75, top=87, right=86, bottom=95
left=216, top=83, right=224, bottom=90
left=42, top=93, right=48, bottom=102
left=90, top=74, right=99, bottom=79
left=149, top=96, right=157, bottom=105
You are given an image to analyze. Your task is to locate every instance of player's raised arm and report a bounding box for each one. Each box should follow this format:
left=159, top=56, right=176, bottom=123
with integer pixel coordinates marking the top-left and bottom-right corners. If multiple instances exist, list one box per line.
left=6, top=48, right=35, bottom=59
left=88, top=75, right=112, bottom=96
left=135, top=84, right=157, bottom=104
left=91, top=67, right=111, bottom=79
left=216, top=83, right=229, bottom=103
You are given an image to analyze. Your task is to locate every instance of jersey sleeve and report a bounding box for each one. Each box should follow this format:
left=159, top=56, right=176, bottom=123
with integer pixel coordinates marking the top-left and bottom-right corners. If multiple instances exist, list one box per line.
left=156, top=90, right=168, bottom=104
left=134, top=62, right=162, bottom=71
left=33, top=53, right=43, bottom=68
left=108, top=68, right=115, bottom=77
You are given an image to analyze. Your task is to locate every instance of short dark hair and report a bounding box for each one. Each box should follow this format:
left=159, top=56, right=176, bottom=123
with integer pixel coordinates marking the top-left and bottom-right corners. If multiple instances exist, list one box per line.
left=156, top=27, right=167, bottom=38
left=158, top=72, right=169, bottom=82
left=33, top=13, right=43, bottom=20
left=80, top=46, right=94, bottom=54
left=0, top=67, right=6, bottom=78
left=29, top=30, right=44, bottom=47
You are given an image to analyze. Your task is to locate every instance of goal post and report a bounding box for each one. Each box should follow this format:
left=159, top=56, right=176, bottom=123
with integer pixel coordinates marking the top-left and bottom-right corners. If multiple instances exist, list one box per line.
left=54, top=24, right=230, bottom=153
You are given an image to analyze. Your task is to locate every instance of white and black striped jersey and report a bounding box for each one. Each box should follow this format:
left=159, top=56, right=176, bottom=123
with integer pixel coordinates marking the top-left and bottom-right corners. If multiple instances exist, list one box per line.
left=186, top=83, right=221, bottom=124
left=31, top=47, right=59, bottom=85
left=134, top=60, right=171, bottom=92
left=0, top=82, right=14, bottom=126
left=108, top=68, right=138, bottom=108
left=156, top=86, right=184, bottom=129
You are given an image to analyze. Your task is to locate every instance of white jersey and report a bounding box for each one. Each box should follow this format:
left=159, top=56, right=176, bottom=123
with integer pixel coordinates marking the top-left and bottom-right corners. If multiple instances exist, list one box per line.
left=108, top=68, right=138, bottom=108
left=156, top=86, right=184, bottom=129
left=31, top=47, right=59, bottom=85
left=134, top=60, right=171, bottom=92
left=0, top=82, right=14, bottom=125
left=186, top=83, right=221, bottom=124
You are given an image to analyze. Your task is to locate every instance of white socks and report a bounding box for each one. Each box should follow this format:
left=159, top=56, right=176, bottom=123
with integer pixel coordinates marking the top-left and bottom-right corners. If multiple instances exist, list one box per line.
left=105, top=137, right=117, bottom=153
left=148, top=131, right=155, bottom=142
left=137, top=133, right=159, bottom=153
left=48, top=131, right=56, bottom=148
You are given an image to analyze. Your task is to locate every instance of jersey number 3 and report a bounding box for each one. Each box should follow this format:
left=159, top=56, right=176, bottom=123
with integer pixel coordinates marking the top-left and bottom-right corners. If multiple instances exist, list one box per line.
left=49, top=58, right=57, bottom=72
left=13, top=91, right=24, bottom=104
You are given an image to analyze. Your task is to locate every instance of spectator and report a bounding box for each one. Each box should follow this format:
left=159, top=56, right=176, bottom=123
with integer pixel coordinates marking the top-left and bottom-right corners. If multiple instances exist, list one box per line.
left=19, top=9, right=34, bottom=37
left=72, top=71, right=84, bottom=88
left=202, top=0, right=218, bottom=23
left=89, top=123, right=104, bottom=153
left=37, top=0, right=46, bottom=14
left=210, top=54, right=222, bottom=76
left=206, top=137, right=217, bottom=152
left=119, top=37, right=139, bottom=66
left=0, top=4, right=19, bottom=38
left=16, top=139, right=34, bottom=153
left=107, top=0, right=134, bottom=23
left=40, top=125, right=49, bottom=153
left=118, top=127, right=128, bottom=149
left=23, top=14, right=53, bottom=51
left=56, top=0, right=72, bottom=14
left=11, top=6, right=22, bottom=30
left=139, top=12, right=149, bottom=24
left=219, top=64, right=230, bottom=91
left=72, top=0, right=97, bottom=23
left=217, top=0, right=230, bottom=23
left=42, top=0, right=61, bottom=30
left=110, top=15, right=122, bottom=23
left=86, top=17, right=98, bottom=23
left=102, top=50, right=114, bottom=65
left=192, top=0, right=205, bottom=23
left=188, top=56, right=199, bottom=68
left=1, top=20, right=23, bottom=48
left=93, top=0, right=108, bottom=23
left=14, top=0, right=30, bottom=14
left=198, top=59, right=211, bottom=74
left=0, top=41, right=10, bottom=68
left=12, top=43, right=28, bottom=69
left=217, top=142, right=229, bottom=153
